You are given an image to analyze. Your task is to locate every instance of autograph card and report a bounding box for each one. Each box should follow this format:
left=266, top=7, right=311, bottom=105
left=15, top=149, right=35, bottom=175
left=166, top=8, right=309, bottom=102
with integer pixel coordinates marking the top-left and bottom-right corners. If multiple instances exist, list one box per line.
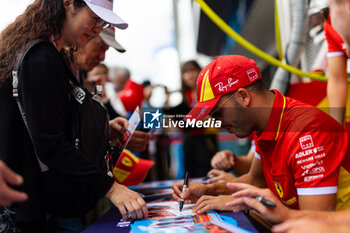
left=109, top=107, right=141, bottom=170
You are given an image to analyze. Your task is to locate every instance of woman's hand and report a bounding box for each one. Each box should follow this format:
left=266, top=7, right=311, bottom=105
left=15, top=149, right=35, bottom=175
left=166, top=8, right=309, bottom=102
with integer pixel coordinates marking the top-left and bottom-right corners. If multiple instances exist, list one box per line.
left=105, top=182, right=148, bottom=220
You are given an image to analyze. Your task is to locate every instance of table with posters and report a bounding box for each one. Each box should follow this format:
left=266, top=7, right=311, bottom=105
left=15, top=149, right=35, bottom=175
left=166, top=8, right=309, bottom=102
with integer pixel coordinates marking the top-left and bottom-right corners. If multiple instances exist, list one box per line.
left=83, top=179, right=263, bottom=233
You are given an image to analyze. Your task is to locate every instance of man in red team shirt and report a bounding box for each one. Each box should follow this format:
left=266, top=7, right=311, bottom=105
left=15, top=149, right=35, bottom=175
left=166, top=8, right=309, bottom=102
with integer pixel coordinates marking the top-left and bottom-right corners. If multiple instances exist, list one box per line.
left=234, top=0, right=350, bottom=232
left=171, top=55, right=348, bottom=215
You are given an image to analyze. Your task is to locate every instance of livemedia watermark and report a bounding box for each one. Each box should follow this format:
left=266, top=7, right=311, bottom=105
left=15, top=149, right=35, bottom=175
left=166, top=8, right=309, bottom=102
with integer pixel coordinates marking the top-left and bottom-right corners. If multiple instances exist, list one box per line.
left=143, top=109, right=222, bottom=130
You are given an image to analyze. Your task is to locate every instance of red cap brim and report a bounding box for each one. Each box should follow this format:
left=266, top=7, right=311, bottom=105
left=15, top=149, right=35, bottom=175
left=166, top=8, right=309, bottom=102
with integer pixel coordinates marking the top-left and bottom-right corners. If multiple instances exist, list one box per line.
left=184, top=97, right=220, bottom=121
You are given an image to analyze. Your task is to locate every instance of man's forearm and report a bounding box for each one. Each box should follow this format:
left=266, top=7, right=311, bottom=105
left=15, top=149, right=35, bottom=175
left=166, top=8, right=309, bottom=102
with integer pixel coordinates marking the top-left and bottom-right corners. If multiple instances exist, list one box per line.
left=287, top=208, right=350, bottom=223
left=206, top=173, right=266, bottom=195
left=232, top=155, right=252, bottom=176
left=206, top=182, right=232, bottom=195
left=234, top=173, right=267, bottom=188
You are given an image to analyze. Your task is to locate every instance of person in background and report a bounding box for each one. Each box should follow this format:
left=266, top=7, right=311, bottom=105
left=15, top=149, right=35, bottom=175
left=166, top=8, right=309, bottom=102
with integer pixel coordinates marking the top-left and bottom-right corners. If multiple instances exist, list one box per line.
left=72, top=29, right=150, bottom=153
left=71, top=26, right=125, bottom=86
left=0, top=0, right=147, bottom=232
left=99, top=66, right=132, bottom=118
left=110, top=67, right=131, bottom=93
left=323, top=8, right=349, bottom=125
left=68, top=0, right=149, bottom=167
left=86, top=63, right=110, bottom=97
left=330, top=0, right=350, bottom=50
left=86, top=64, right=150, bottom=152
left=207, top=146, right=255, bottom=183
left=181, top=60, right=218, bottom=178
left=86, top=63, right=118, bottom=118
left=142, top=80, right=155, bottom=108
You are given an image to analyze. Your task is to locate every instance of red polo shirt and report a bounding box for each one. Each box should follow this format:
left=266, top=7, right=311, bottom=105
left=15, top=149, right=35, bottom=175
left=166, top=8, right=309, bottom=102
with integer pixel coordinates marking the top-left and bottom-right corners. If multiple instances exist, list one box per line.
left=253, top=90, right=348, bottom=209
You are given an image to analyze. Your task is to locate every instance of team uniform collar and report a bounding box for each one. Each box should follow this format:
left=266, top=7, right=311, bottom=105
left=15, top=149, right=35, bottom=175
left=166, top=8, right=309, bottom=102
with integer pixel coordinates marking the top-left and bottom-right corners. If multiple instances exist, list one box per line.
left=255, top=89, right=286, bottom=141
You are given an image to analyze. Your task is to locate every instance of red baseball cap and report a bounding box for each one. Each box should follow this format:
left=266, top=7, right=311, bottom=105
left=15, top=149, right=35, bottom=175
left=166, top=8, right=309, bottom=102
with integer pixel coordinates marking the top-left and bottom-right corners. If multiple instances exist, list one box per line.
left=113, top=149, right=154, bottom=186
left=119, top=80, right=145, bottom=112
left=185, top=55, right=261, bottom=121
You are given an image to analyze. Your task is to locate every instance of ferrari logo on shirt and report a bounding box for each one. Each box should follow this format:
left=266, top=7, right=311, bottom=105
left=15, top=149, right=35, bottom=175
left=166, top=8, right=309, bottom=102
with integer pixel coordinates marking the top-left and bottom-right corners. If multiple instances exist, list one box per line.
left=274, top=181, right=284, bottom=198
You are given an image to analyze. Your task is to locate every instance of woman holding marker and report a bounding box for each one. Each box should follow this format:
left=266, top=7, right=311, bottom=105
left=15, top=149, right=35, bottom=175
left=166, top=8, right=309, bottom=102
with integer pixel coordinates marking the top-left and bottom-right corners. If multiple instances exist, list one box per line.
left=0, top=0, right=147, bottom=231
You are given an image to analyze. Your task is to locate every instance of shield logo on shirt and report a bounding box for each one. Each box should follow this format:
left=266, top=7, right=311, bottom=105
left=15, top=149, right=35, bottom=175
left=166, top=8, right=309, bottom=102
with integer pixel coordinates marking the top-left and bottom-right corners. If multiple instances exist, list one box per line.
left=274, top=181, right=284, bottom=198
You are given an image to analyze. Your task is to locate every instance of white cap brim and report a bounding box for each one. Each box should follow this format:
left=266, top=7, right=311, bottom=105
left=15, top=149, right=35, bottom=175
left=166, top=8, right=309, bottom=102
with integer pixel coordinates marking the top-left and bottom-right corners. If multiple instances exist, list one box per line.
left=84, top=1, right=128, bottom=29
left=100, top=29, right=126, bottom=53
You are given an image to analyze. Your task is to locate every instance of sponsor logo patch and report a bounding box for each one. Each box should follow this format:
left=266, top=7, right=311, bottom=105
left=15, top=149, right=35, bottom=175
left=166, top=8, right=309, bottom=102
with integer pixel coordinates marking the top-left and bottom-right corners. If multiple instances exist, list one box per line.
left=299, top=135, right=314, bottom=150
left=304, top=174, right=324, bottom=182
left=246, top=68, right=259, bottom=81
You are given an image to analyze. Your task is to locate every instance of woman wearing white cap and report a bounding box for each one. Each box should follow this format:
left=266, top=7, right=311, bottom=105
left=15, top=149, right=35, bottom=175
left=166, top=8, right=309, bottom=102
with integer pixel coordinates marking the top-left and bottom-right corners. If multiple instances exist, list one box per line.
left=0, top=0, right=147, bottom=232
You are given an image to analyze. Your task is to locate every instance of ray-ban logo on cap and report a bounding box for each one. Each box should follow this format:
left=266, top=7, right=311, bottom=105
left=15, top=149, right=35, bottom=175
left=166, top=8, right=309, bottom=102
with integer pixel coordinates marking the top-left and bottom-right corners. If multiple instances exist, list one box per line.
left=246, top=68, right=258, bottom=82
left=215, top=78, right=239, bottom=92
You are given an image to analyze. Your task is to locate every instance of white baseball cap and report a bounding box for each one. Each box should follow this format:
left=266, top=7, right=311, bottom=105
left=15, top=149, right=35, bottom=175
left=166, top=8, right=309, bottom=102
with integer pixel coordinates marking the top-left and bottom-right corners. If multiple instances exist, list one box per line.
left=83, top=0, right=128, bottom=29
left=100, top=27, right=126, bottom=53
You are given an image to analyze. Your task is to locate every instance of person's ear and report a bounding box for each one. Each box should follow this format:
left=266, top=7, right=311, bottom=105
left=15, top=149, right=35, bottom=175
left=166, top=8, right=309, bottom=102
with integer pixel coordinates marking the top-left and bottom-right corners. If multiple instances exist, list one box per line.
left=63, top=0, right=73, bottom=9
left=235, top=88, right=251, bottom=107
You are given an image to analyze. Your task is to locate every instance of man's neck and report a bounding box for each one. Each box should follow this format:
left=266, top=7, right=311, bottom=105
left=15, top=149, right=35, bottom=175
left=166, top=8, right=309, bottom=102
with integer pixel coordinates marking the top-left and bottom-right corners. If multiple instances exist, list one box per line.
left=255, top=90, right=275, bottom=133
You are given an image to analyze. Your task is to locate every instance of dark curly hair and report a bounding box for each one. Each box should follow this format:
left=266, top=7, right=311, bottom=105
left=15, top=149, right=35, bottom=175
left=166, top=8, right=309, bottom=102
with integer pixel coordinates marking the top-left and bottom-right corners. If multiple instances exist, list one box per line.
left=0, top=0, right=86, bottom=84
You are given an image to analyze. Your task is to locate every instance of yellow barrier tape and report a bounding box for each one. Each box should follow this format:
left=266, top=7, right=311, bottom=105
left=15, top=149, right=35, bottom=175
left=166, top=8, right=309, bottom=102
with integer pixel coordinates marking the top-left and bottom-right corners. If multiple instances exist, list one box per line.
left=275, top=0, right=283, bottom=60
left=194, top=0, right=339, bottom=83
